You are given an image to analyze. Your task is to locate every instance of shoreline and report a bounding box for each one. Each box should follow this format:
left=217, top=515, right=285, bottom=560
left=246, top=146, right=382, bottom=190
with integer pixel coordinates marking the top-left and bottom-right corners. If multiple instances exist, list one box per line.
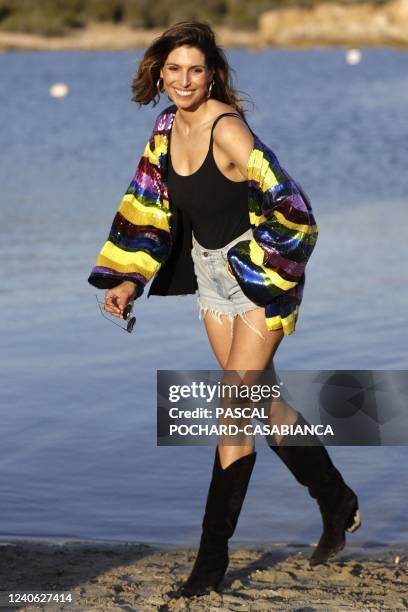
left=1, top=22, right=408, bottom=52
left=2, top=538, right=407, bottom=610
left=0, top=25, right=259, bottom=52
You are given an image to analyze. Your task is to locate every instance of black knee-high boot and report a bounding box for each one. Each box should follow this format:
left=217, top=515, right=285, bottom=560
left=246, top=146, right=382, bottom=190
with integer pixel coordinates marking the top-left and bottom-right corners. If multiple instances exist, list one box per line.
left=180, top=447, right=257, bottom=597
left=267, top=412, right=361, bottom=566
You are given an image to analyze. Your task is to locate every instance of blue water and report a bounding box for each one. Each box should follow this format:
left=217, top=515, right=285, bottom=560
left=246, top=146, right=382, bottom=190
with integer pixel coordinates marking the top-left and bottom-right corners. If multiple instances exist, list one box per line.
left=0, top=49, right=407, bottom=547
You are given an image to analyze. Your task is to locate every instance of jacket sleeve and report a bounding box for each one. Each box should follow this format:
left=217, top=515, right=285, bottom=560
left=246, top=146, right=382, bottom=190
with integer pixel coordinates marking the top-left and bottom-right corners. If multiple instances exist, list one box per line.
left=227, top=136, right=318, bottom=307
left=87, top=112, right=171, bottom=299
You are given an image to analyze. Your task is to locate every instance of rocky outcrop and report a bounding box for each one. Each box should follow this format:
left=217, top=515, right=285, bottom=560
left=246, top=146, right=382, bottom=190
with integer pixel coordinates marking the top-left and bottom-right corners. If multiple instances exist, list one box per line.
left=259, top=0, right=408, bottom=47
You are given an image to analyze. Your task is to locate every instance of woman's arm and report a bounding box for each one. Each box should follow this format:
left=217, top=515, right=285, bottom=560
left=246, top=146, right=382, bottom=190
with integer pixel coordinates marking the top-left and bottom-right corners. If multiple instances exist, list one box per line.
left=88, top=110, right=172, bottom=316
left=213, top=116, right=255, bottom=277
left=212, top=115, right=255, bottom=181
left=215, top=117, right=318, bottom=309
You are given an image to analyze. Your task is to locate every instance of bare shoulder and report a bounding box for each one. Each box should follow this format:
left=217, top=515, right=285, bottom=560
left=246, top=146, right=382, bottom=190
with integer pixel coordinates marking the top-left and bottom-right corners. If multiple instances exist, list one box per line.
left=208, top=102, right=253, bottom=149
left=212, top=114, right=254, bottom=177
left=213, top=114, right=253, bottom=147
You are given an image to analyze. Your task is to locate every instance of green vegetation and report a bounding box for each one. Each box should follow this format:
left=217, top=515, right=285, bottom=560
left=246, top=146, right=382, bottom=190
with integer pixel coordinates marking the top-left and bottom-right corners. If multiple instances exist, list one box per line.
left=0, top=0, right=85, bottom=36
left=0, top=0, right=392, bottom=36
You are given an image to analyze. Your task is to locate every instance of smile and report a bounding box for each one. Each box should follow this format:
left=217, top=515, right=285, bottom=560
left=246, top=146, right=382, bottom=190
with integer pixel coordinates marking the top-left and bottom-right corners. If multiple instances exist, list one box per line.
left=174, top=89, right=194, bottom=97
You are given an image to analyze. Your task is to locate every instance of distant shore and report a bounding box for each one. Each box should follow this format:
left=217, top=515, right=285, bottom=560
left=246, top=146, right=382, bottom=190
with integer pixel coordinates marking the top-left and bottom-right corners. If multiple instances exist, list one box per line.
left=0, top=24, right=260, bottom=52
left=1, top=539, right=407, bottom=610
left=1, top=16, right=408, bottom=52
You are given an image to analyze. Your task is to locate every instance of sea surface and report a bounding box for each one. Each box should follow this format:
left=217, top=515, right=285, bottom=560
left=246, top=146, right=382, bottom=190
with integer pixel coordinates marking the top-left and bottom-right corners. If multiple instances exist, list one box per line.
left=0, top=49, right=407, bottom=547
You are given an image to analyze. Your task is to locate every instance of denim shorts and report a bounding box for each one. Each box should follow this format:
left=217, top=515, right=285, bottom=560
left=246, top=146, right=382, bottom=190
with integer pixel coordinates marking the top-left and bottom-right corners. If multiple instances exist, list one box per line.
left=191, top=227, right=266, bottom=340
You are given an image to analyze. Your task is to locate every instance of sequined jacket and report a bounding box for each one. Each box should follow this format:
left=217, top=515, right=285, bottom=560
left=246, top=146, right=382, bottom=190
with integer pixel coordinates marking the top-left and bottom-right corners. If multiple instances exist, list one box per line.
left=88, top=104, right=318, bottom=335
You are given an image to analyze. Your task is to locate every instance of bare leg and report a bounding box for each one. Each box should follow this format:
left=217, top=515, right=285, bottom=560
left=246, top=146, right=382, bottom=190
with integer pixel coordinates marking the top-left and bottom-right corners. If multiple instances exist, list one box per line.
left=203, top=307, right=293, bottom=468
left=182, top=308, right=290, bottom=597
left=203, top=311, right=233, bottom=370
left=180, top=308, right=286, bottom=598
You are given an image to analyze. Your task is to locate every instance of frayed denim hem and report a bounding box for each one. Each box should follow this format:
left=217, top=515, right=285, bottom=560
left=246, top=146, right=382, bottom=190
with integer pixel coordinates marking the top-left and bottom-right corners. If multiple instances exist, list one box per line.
left=197, top=298, right=266, bottom=341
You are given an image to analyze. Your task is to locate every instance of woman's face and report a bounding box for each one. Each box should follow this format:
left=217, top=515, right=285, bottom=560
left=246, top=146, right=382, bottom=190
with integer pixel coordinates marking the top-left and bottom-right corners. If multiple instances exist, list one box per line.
left=160, top=45, right=213, bottom=110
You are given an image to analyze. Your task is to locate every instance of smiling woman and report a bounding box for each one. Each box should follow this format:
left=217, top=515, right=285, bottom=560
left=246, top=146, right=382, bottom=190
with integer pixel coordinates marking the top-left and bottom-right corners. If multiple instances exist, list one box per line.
left=87, top=20, right=360, bottom=600
left=161, top=47, right=212, bottom=105
left=131, top=21, right=243, bottom=111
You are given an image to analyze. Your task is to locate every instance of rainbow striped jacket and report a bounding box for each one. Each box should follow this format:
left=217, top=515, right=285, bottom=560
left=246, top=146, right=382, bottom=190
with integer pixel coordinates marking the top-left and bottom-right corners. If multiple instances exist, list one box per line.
left=88, top=104, right=318, bottom=335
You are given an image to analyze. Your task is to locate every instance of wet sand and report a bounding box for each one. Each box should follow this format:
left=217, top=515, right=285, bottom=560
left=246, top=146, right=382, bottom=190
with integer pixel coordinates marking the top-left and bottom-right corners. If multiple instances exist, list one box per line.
left=1, top=540, right=407, bottom=611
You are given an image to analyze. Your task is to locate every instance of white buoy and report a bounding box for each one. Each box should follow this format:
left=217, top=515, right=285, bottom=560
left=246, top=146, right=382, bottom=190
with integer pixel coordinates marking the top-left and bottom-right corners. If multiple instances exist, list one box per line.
left=49, top=82, right=69, bottom=98
left=346, top=49, right=362, bottom=65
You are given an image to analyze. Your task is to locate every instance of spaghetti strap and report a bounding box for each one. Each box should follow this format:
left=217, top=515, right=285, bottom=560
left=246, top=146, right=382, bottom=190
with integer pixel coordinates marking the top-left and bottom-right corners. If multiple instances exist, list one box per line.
left=209, top=112, right=243, bottom=145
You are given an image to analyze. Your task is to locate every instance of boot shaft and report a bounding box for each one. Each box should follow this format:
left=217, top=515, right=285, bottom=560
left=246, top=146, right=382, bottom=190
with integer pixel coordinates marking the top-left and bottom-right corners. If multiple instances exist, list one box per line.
left=201, top=448, right=257, bottom=541
left=268, top=412, right=346, bottom=502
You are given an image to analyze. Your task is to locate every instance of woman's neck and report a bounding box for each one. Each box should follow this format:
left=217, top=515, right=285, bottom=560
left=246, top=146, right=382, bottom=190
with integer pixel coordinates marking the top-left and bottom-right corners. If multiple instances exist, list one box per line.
left=175, top=100, right=213, bottom=135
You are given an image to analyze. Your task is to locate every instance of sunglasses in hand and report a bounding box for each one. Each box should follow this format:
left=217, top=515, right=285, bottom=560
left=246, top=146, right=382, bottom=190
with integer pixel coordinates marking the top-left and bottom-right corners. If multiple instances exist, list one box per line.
left=95, top=295, right=136, bottom=333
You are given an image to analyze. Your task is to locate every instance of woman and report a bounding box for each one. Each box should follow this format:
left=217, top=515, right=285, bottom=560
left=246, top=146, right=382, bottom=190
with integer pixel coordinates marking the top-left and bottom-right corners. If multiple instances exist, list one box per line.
left=88, top=21, right=361, bottom=598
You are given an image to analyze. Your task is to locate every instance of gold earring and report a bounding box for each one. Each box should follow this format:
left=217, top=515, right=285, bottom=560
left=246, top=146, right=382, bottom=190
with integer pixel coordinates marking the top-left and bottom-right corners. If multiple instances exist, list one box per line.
left=206, top=80, right=214, bottom=99
left=156, top=77, right=165, bottom=93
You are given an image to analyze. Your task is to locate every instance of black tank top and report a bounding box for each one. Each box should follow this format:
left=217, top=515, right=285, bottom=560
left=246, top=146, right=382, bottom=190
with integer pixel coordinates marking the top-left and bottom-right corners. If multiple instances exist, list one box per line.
left=167, top=112, right=250, bottom=249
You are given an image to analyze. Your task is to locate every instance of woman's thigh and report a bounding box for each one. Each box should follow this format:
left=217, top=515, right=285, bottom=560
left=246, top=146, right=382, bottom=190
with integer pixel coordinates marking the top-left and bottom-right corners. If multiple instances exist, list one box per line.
left=202, top=306, right=284, bottom=371
left=227, top=307, right=284, bottom=371
left=203, top=312, right=233, bottom=369
left=203, top=307, right=285, bottom=465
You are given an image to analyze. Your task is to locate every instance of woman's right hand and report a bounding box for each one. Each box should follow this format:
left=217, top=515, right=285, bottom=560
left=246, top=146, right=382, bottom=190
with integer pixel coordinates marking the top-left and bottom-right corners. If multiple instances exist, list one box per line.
left=104, top=281, right=138, bottom=318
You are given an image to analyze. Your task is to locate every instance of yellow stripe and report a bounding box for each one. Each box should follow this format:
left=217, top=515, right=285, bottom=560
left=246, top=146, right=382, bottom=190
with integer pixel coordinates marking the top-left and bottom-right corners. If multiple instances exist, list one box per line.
left=153, top=134, right=167, bottom=158
left=161, top=196, right=170, bottom=212
left=142, top=141, right=159, bottom=167
left=119, top=195, right=170, bottom=232
left=261, top=166, right=280, bottom=192
left=96, top=241, right=160, bottom=278
left=274, top=210, right=318, bottom=234
left=247, top=148, right=280, bottom=192
left=247, top=149, right=260, bottom=182
left=249, top=240, right=297, bottom=291
left=249, top=240, right=265, bottom=267
left=265, top=314, right=283, bottom=330
left=265, top=307, right=299, bottom=336
left=249, top=211, right=266, bottom=226
left=264, top=270, right=297, bottom=292
left=247, top=150, right=267, bottom=184
left=281, top=308, right=298, bottom=335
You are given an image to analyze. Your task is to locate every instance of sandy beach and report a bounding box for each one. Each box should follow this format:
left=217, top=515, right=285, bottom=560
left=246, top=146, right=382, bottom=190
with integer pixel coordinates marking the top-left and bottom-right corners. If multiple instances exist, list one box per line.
left=1, top=540, right=407, bottom=611
left=0, top=24, right=261, bottom=51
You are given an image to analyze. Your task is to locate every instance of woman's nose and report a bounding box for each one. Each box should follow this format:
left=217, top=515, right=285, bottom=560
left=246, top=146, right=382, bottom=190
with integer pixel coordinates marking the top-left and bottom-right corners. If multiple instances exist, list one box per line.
left=180, top=71, right=190, bottom=87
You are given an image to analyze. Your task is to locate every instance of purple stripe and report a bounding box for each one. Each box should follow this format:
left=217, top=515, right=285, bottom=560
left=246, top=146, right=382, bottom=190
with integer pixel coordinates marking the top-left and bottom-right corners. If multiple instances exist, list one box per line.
left=91, top=266, right=147, bottom=284
left=133, top=169, right=160, bottom=195
left=155, top=111, right=175, bottom=133
left=248, top=181, right=311, bottom=213
left=248, top=179, right=260, bottom=190
left=289, top=190, right=313, bottom=212
left=260, top=245, right=306, bottom=278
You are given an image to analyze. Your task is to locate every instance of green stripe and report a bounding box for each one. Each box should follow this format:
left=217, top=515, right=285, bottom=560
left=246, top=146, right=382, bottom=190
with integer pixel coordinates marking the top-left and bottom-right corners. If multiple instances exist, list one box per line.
left=125, top=190, right=163, bottom=209
left=260, top=217, right=318, bottom=246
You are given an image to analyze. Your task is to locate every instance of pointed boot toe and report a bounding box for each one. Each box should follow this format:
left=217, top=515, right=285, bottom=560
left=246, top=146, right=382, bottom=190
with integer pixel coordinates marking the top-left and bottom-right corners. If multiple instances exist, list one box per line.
left=309, top=486, right=361, bottom=567
left=267, top=412, right=361, bottom=568
left=179, top=546, right=229, bottom=597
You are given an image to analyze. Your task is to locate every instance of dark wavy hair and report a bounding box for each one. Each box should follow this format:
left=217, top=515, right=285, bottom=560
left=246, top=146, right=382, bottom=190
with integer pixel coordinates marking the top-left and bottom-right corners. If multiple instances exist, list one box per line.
left=131, top=20, right=248, bottom=116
